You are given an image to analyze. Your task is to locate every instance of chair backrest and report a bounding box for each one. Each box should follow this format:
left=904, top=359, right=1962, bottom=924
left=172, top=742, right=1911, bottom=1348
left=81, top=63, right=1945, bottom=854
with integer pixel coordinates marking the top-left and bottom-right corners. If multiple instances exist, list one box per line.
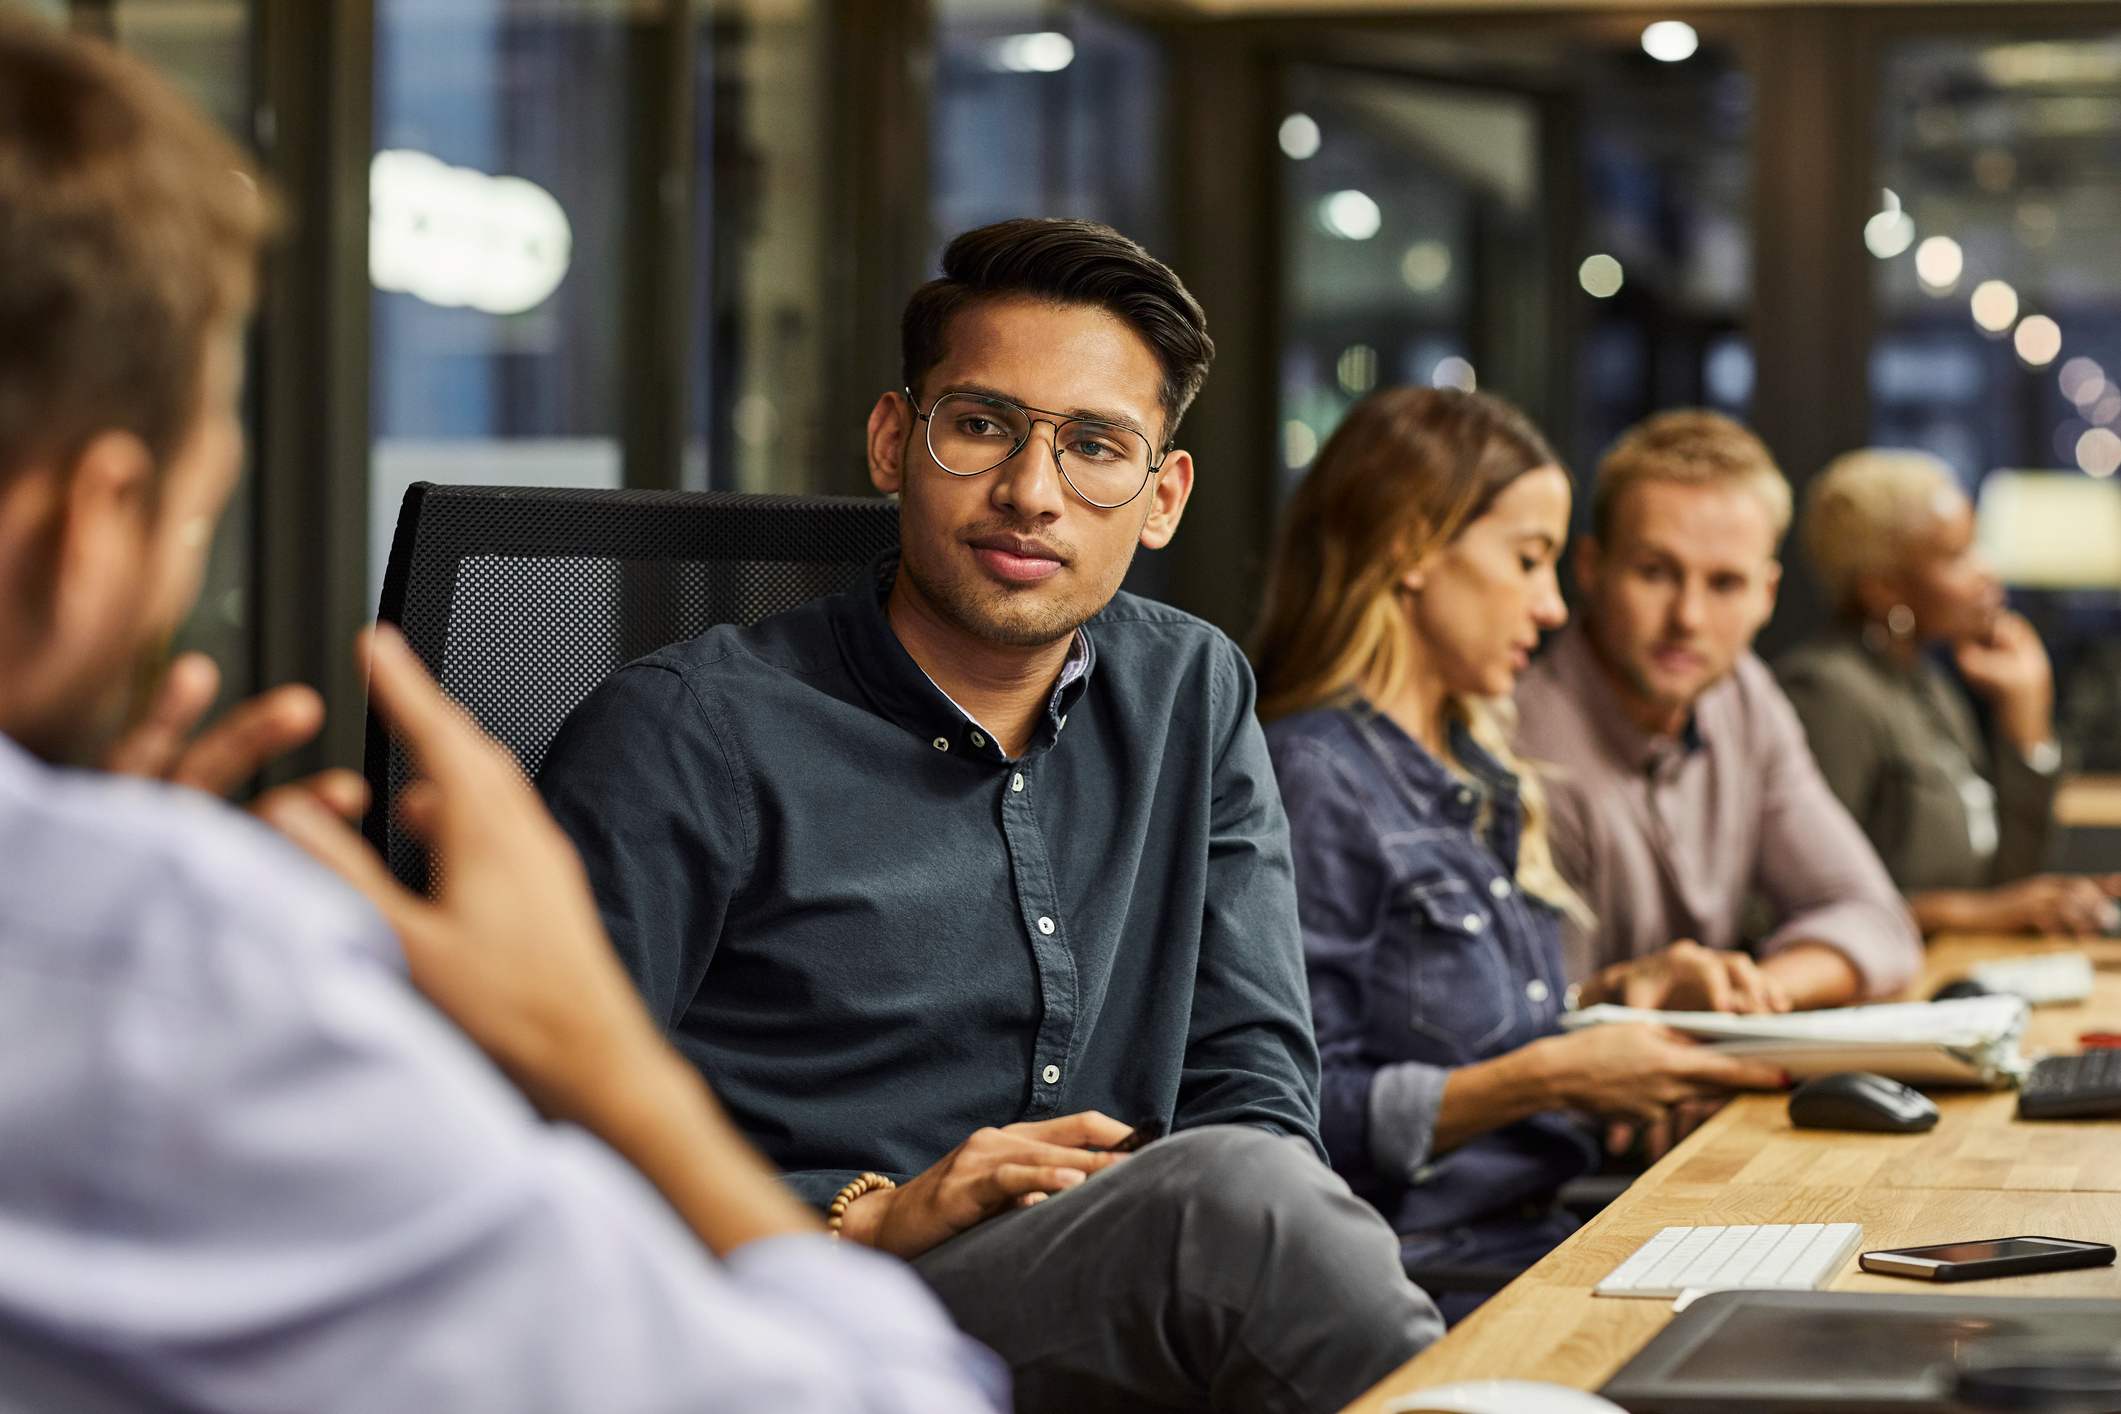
left=363, top=482, right=900, bottom=889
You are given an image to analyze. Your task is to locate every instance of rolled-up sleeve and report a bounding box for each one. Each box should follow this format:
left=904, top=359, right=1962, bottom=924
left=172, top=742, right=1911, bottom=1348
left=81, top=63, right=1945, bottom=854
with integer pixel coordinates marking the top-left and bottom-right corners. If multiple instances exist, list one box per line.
left=1752, top=678, right=1923, bottom=997
left=1178, top=645, right=1326, bottom=1155
left=1366, top=1060, right=1450, bottom=1182
left=1269, top=736, right=1449, bottom=1185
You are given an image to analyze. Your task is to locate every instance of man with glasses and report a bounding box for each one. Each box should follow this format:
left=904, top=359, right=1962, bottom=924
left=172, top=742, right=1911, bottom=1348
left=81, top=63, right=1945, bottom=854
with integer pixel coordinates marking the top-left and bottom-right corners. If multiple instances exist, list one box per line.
left=539, top=218, right=1441, bottom=1412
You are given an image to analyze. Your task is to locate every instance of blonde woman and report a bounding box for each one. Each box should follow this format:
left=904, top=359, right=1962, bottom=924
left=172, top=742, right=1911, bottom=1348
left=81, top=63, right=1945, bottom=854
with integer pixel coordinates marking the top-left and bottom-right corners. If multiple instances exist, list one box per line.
left=1255, top=388, right=1784, bottom=1319
left=1778, top=449, right=2120, bottom=935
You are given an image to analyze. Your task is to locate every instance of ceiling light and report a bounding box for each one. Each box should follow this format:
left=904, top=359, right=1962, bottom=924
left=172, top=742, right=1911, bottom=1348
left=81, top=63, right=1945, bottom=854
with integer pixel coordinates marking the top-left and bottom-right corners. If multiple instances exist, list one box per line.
left=1970, top=280, right=2019, bottom=334
left=1278, top=113, right=1321, bottom=160
left=1578, top=253, right=1624, bottom=298
left=1641, top=21, right=1698, bottom=62
left=1432, top=357, right=1477, bottom=393
left=987, top=32, right=1074, bottom=74
left=2014, top=315, right=2062, bottom=367
left=1914, top=236, right=1963, bottom=290
left=1864, top=208, right=1915, bottom=259
left=2077, top=427, right=2121, bottom=478
left=1400, top=240, right=1452, bottom=293
left=1318, top=189, right=1381, bottom=241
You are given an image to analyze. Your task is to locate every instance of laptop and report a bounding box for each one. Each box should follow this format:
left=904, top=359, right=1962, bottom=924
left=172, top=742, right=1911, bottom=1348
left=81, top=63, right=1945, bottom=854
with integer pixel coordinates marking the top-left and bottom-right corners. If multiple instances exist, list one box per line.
left=1598, top=1290, right=2121, bottom=1412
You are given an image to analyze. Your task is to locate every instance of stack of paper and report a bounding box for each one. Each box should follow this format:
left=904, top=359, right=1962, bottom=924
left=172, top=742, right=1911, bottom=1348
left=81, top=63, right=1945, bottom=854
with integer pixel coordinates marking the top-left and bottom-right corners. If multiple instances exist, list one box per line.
left=1560, top=995, right=2030, bottom=1087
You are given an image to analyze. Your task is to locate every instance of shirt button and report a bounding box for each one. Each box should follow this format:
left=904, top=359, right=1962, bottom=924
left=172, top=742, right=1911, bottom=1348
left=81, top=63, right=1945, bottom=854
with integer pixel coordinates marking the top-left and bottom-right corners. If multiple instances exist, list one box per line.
left=1041, top=1064, right=1061, bottom=1085
left=1463, top=913, right=1485, bottom=934
left=1454, top=787, right=1474, bottom=808
left=1489, top=876, right=1512, bottom=900
left=970, top=731, right=986, bottom=748
left=931, top=737, right=949, bottom=751
left=1011, top=773, right=1024, bottom=792
left=1526, top=978, right=1551, bottom=1003
left=1036, top=916, right=1056, bottom=935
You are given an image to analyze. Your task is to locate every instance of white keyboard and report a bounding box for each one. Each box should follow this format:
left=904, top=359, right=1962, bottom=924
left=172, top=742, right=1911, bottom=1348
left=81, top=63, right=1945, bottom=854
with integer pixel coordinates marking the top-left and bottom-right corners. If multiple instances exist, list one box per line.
left=1594, top=1223, right=1863, bottom=1300
left=1970, top=952, right=2095, bottom=1007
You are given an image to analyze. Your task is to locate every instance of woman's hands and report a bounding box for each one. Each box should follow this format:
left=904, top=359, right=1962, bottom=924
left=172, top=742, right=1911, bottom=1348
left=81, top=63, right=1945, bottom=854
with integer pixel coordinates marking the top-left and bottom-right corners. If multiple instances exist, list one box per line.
left=1576, top=939, right=1791, bottom=1014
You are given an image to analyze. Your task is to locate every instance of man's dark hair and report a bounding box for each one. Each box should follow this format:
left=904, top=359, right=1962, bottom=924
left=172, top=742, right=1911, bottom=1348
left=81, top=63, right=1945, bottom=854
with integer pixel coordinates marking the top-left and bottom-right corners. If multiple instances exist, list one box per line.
left=900, top=218, right=1215, bottom=450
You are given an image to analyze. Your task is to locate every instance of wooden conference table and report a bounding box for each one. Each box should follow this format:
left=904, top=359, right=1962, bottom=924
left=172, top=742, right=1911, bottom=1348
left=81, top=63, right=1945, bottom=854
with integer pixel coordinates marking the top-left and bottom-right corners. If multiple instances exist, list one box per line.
left=1344, top=933, right=2121, bottom=1411
left=2056, top=774, right=2121, bottom=831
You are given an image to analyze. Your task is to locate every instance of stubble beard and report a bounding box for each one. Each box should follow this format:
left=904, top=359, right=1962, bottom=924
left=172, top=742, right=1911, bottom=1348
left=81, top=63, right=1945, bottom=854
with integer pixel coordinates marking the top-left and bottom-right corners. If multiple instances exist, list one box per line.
left=902, top=547, right=1099, bottom=649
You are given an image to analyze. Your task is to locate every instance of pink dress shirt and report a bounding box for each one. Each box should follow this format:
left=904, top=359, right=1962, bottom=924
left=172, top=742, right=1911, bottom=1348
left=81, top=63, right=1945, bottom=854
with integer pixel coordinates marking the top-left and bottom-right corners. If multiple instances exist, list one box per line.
left=1513, top=622, right=1921, bottom=998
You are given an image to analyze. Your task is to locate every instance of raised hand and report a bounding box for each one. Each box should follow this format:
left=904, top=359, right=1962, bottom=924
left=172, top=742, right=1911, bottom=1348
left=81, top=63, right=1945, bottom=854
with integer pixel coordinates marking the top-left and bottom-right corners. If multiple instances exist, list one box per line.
left=259, top=627, right=671, bottom=1124
left=105, top=650, right=366, bottom=821
left=1953, top=611, right=2054, bottom=752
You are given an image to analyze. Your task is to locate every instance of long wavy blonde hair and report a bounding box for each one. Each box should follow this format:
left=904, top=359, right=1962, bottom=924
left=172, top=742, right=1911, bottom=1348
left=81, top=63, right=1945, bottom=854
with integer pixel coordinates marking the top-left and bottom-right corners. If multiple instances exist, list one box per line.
left=1254, top=386, right=1588, bottom=925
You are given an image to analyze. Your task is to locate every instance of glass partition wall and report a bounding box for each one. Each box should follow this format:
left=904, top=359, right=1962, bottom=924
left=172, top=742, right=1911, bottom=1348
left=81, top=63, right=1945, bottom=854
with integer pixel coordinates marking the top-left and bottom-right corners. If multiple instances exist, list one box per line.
left=59, top=0, right=2121, bottom=775
left=1274, top=32, right=1752, bottom=524
left=1863, top=27, right=2121, bottom=756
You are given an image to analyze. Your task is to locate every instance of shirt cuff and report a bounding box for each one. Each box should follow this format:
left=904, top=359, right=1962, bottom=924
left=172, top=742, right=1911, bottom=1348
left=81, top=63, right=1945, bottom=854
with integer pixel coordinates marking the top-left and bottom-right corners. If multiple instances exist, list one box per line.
left=1368, top=1060, right=1450, bottom=1185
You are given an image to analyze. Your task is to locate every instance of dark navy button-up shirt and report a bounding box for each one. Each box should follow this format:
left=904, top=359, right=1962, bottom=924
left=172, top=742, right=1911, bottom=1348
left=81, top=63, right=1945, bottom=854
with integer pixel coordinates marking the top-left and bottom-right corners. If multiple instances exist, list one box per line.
left=538, top=555, right=1322, bottom=1205
left=1265, top=705, right=1596, bottom=1234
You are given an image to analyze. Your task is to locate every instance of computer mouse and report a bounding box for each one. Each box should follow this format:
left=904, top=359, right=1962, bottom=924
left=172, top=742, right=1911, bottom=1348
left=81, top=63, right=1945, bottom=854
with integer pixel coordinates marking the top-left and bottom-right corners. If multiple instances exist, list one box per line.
left=1788, top=1071, right=1940, bottom=1133
left=1932, top=977, right=1990, bottom=1002
left=1383, top=1380, right=1624, bottom=1414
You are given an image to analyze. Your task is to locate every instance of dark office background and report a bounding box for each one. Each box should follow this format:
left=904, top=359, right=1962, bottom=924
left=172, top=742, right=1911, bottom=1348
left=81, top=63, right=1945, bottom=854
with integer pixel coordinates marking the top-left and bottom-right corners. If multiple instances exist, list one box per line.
left=39, top=0, right=2121, bottom=776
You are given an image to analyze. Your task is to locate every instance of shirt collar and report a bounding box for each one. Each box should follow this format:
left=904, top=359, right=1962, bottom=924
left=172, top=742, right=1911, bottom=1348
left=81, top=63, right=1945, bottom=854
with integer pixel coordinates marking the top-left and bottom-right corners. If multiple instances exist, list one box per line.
left=827, top=550, right=1096, bottom=763
left=1550, top=621, right=1707, bottom=774
left=1352, top=704, right=1523, bottom=839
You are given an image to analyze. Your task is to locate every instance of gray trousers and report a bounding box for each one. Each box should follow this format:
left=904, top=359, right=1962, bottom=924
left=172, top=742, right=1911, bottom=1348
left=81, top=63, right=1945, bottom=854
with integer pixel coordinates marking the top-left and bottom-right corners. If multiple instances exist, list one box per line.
left=913, top=1125, right=1444, bottom=1412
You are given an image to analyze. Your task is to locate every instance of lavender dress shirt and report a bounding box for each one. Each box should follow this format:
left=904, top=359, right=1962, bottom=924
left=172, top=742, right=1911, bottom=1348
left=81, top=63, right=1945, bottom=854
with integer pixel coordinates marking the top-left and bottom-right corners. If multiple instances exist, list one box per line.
left=1512, top=623, right=1921, bottom=998
left=0, top=733, right=1005, bottom=1413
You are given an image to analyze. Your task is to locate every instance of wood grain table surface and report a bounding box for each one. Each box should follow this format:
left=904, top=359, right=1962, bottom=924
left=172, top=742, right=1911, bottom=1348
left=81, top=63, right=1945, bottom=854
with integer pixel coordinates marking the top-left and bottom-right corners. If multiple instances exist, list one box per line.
left=2055, top=774, right=2121, bottom=831
left=1342, top=933, right=2121, bottom=1412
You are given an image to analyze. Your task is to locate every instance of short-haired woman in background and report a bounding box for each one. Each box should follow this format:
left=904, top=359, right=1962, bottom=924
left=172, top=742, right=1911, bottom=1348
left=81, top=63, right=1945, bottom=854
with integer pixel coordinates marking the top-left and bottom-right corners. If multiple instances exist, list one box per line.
left=1777, top=448, right=2120, bottom=936
left=1254, top=388, right=1784, bottom=1320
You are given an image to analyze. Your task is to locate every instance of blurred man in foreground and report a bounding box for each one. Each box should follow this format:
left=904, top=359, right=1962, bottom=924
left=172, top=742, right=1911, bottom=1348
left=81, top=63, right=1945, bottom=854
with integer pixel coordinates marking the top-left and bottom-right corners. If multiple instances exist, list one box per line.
left=0, top=18, right=1002, bottom=1410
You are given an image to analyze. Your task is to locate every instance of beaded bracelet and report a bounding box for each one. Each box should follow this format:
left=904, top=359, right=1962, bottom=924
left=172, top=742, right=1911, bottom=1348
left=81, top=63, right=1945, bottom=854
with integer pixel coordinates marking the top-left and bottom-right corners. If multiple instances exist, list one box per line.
left=827, top=1171, right=896, bottom=1240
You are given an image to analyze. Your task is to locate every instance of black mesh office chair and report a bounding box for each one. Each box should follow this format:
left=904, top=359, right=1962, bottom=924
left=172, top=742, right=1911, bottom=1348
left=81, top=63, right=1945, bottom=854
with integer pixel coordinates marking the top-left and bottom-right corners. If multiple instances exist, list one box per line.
left=362, top=482, right=899, bottom=890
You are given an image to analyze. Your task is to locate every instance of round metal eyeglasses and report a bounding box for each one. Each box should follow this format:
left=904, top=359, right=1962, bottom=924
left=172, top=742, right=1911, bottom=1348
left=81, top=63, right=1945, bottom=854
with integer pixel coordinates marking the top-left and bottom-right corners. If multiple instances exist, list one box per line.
left=904, top=387, right=1166, bottom=509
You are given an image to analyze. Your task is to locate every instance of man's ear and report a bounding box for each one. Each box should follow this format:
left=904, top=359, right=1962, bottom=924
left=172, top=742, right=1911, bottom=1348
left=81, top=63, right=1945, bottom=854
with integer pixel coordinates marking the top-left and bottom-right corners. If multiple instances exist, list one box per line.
left=10, top=431, right=155, bottom=652
left=866, top=391, right=913, bottom=496
left=1573, top=534, right=1603, bottom=597
left=1762, top=557, right=1783, bottom=615
left=1138, top=450, right=1193, bottom=551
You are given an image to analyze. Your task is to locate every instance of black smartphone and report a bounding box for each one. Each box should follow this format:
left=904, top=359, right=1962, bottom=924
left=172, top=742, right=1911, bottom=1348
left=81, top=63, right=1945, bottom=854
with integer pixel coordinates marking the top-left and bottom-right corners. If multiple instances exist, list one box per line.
left=1104, top=1118, right=1167, bottom=1153
left=1859, top=1235, right=2116, bottom=1281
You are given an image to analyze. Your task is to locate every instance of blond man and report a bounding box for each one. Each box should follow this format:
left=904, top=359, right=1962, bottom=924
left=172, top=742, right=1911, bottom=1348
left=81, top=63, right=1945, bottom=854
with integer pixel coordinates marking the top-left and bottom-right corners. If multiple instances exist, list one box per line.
left=1514, top=411, right=1921, bottom=1011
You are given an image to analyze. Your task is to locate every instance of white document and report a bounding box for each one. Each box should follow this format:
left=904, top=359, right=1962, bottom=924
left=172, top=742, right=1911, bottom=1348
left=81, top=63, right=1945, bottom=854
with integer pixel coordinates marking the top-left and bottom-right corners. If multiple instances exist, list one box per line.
left=1560, top=994, right=2029, bottom=1087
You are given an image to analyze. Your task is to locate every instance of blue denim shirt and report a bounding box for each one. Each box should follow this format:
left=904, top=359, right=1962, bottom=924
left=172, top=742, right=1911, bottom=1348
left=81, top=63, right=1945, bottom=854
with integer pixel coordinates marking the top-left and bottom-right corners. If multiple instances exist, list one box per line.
left=1266, top=705, right=1598, bottom=1234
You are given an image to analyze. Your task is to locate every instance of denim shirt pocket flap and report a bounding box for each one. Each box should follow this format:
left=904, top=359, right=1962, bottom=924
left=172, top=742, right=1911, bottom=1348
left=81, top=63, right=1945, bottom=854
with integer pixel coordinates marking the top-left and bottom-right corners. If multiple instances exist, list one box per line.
left=1400, top=879, right=1514, bottom=1057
